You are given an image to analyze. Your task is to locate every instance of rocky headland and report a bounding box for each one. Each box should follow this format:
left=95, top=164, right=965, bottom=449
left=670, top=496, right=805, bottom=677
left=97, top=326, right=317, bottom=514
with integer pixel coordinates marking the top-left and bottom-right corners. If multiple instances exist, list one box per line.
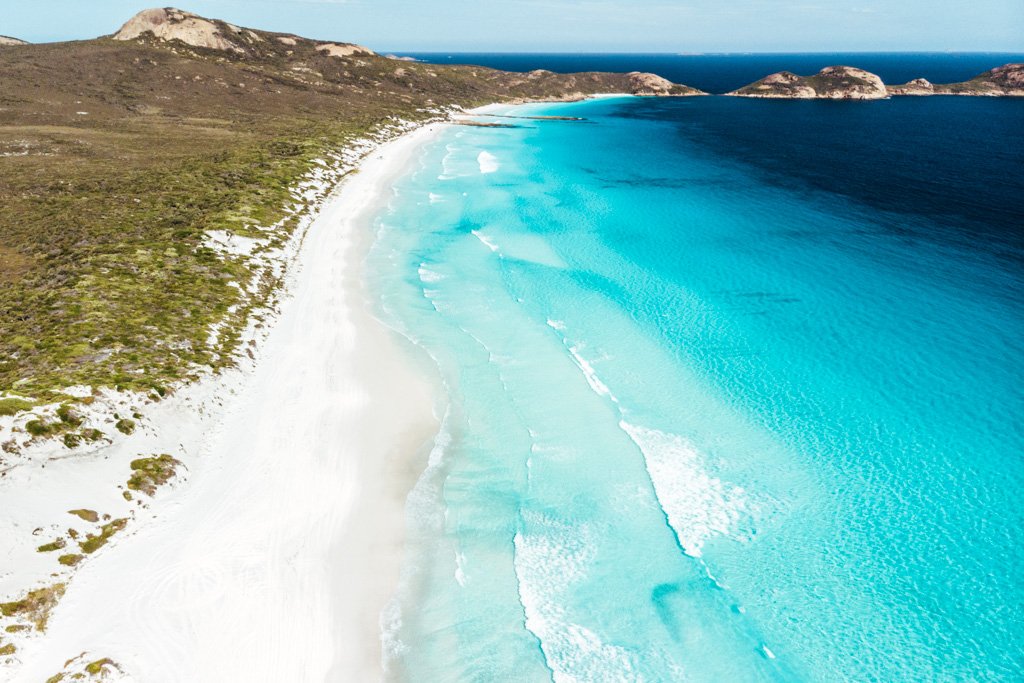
left=729, top=65, right=888, bottom=99
left=735, top=63, right=1024, bottom=99
left=933, top=62, right=1024, bottom=96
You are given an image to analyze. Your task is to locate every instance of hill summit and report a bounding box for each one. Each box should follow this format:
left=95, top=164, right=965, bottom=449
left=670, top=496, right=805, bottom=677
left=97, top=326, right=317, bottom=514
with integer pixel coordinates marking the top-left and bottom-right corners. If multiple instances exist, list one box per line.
left=113, top=7, right=375, bottom=57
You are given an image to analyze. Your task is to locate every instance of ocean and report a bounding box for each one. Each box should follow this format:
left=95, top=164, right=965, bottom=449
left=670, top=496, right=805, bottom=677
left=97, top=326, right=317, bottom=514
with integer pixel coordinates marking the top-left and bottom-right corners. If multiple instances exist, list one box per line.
left=366, top=55, right=1024, bottom=681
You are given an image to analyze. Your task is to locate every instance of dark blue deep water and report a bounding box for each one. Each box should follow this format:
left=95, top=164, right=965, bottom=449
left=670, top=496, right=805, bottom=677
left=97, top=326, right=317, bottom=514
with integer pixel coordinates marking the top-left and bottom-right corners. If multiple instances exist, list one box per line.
left=373, top=55, right=1024, bottom=681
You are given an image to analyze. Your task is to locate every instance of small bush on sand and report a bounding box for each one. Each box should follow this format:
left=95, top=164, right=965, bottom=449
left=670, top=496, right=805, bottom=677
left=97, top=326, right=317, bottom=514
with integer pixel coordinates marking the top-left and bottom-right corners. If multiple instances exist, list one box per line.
left=127, top=454, right=181, bottom=495
left=78, top=519, right=127, bottom=554
left=36, top=538, right=66, bottom=553
left=0, top=398, right=34, bottom=416
left=68, top=509, right=99, bottom=523
left=58, top=554, right=83, bottom=567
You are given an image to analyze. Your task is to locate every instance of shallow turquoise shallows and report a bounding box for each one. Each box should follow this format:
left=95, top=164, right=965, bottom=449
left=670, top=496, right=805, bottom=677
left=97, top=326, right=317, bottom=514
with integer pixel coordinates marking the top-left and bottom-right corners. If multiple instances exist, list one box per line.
left=367, top=93, right=1024, bottom=681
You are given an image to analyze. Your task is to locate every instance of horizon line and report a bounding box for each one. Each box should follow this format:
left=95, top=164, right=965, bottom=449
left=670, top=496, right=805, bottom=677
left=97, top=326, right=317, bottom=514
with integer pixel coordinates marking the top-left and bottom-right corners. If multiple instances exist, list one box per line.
left=387, top=50, right=1024, bottom=56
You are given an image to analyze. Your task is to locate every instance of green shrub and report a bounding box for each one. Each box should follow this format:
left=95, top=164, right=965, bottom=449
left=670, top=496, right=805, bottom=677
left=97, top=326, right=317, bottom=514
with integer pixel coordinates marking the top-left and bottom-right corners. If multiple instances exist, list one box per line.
left=36, top=538, right=66, bottom=553
left=58, top=554, right=83, bottom=567
left=86, top=659, right=114, bottom=675
left=0, top=398, right=33, bottom=416
left=25, top=419, right=50, bottom=437
left=68, top=509, right=99, bottom=523
left=55, top=404, right=82, bottom=426
left=127, top=454, right=181, bottom=495
left=79, top=519, right=127, bottom=554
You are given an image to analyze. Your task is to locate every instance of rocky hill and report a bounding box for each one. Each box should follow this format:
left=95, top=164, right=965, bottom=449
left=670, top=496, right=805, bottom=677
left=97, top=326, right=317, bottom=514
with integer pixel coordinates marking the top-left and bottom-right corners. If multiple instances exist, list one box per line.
left=112, top=7, right=376, bottom=57
left=0, top=36, right=28, bottom=46
left=105, top=8, right=699, bottom=100
left=729, top=66, right=888, bottom=99
left=740, top=63, right=1024, bottom=99
left=932, top=63, right=1024, bottom=96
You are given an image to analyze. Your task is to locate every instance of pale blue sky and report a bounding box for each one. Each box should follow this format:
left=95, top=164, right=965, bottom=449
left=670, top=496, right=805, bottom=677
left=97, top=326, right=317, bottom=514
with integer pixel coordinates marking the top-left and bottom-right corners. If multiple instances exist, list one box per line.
left=2, top=0, right=1022, bottom=52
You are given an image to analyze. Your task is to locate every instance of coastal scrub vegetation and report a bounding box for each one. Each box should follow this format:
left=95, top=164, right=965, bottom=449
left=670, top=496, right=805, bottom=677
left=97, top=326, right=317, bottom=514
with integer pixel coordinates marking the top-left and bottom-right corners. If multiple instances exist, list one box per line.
left=0, top=398, right=34, bottom=416
left=44, top=654, right=123, bottom=682
left=127, top=454, right=181, bottom=495
left=0, top=583, right=66, bottom=631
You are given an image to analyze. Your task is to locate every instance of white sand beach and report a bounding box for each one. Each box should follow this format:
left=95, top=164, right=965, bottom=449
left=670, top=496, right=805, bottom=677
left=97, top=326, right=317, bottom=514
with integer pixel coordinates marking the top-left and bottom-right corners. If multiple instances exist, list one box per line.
left=5, top=123, right=450, bottom=682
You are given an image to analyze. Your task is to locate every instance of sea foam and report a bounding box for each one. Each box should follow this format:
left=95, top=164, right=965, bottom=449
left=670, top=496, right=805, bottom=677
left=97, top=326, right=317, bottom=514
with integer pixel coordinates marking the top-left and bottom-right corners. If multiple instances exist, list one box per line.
left=513, top=515, right=642, bottom=682
left=477, top=151, right=499, bottom=174
left=619, top=422, right=749, bottom=558
left=547, top=317, right=750, bottom=558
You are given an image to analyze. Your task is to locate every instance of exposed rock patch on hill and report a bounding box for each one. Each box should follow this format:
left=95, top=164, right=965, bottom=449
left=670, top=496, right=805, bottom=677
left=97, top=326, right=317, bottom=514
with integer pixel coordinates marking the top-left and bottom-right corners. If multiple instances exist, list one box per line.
left=113, top=8, right=240, bottom=52
left=730, top=65, right=888, bottom=99
left=0, top=36, right=28, bottom=46
left=316, top=42, right=374, bottom=58
left=888, top=77, right=934, bottom=95
left=629, top=71, right=703, bottom=96
left=113, top=7, right=375, bottom=57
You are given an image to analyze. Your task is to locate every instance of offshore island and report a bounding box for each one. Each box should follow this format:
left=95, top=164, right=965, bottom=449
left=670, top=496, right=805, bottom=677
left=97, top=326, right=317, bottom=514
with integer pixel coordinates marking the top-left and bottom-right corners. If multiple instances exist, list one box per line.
left=0, top=7, right=1022, bottom=682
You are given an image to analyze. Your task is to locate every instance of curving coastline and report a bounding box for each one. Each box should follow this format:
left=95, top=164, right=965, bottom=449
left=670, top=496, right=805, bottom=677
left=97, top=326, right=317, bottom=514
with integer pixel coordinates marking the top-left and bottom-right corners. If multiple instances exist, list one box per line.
left=5, top=121, right=453, bottom=682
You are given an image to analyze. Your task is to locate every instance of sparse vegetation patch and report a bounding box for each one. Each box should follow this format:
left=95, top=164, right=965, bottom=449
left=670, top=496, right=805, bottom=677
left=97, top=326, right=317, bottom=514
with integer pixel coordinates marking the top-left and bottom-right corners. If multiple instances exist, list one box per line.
left=68, top=509, right=99, bottom=523
left=0, top=583, right=66, bottom=631
left=85, top=658, right=114, bottom=675
left=58, top=554, right=84, bottom=567
left=37, top=538, right=67, bottom=553
left=78, top=518, right=127, bottom=554
left=0, top=397, right=34, bottom=416
left=114, top=418, right=136, bottom=435
left=127, top=454, right=181, bottom=495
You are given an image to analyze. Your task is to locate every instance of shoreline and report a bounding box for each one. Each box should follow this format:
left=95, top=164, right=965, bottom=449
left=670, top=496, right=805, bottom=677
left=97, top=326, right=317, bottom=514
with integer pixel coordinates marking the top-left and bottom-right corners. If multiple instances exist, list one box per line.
left=5, top=121, right=453, bottom=681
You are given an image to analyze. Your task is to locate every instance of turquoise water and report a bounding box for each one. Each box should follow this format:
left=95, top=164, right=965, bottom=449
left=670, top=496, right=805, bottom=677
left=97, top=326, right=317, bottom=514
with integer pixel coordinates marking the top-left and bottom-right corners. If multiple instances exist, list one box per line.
left=368, top=95, right=1024, bottom=681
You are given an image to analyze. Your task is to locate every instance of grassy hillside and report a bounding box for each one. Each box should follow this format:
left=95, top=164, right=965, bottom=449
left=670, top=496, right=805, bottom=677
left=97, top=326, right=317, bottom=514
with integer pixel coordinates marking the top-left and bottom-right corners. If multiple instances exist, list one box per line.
left=0, top=18, right=694, bottom=418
